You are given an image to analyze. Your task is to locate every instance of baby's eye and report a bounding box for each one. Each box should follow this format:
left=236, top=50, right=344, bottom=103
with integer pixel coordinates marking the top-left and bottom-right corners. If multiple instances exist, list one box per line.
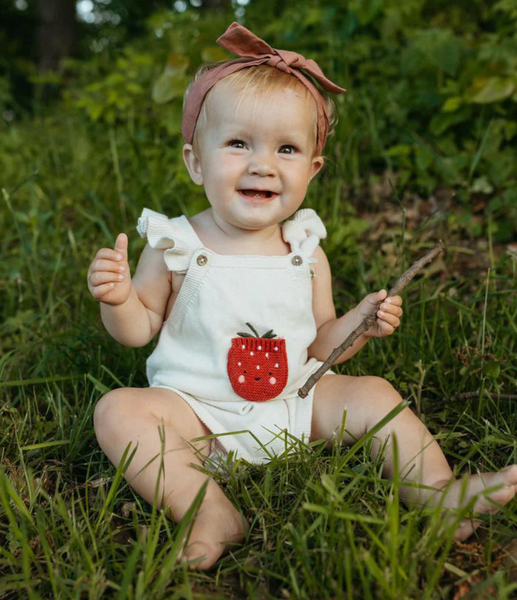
left=228, top=139, right=247, bottom=149
left=279, top=145, right=298, bottom=154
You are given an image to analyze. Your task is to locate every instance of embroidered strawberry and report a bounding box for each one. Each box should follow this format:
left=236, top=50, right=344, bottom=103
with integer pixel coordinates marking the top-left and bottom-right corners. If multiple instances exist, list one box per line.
left=227, top=323, right=289, bottom=402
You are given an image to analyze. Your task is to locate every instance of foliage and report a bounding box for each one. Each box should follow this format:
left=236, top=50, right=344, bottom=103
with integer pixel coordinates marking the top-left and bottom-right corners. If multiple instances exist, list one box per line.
left=38, top=0, right=515, bottom=209
left=0, top=75, right=13, bottom=113
left=69, top=49, right=156, bottom=125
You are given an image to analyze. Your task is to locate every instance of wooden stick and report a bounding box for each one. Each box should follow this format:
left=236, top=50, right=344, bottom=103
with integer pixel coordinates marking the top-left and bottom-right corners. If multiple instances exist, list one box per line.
left=298, top=240, right=446, bottom=399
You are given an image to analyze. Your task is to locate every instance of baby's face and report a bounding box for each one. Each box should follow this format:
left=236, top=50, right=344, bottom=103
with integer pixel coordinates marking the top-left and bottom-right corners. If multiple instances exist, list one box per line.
left=183, top=79, right=324, bottom=231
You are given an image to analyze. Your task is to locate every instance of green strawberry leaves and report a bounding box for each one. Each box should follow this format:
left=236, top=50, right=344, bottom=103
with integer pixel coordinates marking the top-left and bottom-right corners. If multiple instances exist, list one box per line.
left=236, top=322, right=278, bottom=339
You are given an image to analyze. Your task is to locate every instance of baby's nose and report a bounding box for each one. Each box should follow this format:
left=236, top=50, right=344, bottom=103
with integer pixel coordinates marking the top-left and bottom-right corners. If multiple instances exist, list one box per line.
left=248, top=158, right=276, bottom=177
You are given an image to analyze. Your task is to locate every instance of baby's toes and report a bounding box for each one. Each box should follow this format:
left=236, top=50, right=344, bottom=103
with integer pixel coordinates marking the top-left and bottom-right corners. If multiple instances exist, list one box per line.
left=500, top=464, right=517, bottom=486
left=488, top=465, right=517, bottom=504
left=489, top=485, right=517, bottom=512
left=179, top=541, right=213, bottom=571
left=454, top=518, right=483, bottom=542
left=476, top=466, right=517, bottom=514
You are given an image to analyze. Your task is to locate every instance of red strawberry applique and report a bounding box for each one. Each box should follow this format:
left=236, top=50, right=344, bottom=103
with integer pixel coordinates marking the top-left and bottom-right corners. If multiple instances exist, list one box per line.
left=227, top=323, right=289, bottom=402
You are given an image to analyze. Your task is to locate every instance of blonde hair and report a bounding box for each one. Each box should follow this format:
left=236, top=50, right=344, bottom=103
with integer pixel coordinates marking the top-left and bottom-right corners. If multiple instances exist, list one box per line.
left=183, top=62, right=337, bottom=156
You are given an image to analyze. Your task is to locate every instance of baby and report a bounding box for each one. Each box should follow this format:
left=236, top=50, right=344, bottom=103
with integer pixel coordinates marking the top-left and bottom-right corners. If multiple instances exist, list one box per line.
left=89, top=23, right=517, bottom=570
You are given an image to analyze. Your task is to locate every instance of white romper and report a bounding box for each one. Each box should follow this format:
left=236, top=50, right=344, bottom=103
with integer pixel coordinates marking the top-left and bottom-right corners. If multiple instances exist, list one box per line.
left=136, top=207, right=336, bottom=466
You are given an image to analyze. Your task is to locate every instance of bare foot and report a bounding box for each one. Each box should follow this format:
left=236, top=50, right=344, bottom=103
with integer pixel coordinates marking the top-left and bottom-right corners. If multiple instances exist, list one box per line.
left=429, top=465, right=517, bottom=541
left=177, top=502, right=249, bottom=570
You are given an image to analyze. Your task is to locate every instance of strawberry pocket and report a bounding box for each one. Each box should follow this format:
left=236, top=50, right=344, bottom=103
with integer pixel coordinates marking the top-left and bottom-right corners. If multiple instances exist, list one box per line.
left=227, top=323, right=288, bottom=401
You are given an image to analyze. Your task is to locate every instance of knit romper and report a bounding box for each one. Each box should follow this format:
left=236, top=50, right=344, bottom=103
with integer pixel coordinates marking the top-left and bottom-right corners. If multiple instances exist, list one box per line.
left=137, top=207, right=337, bottom=466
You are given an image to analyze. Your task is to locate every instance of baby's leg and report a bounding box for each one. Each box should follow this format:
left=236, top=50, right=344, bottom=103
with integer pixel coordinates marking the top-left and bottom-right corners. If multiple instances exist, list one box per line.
left=93, top=387, right=248, bottom=569
left=311, top=374, right=517, bottom=540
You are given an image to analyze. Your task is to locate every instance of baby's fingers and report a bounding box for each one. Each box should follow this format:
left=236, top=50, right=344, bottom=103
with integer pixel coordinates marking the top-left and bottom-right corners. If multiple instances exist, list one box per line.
left=377, top=309, right=400, bottom=328
left=386, top=295, right=403, bottom=307
left=94, top=248, right=125, bottom=263
left=90, top=282, right=117, bottom=301
left=380, top=302, right=403, bottom=317
left=89, top=270, right=126, bottom=287
left=114, top=233, right=128, bottom=260
left=90, top=258, right=126, bottom=274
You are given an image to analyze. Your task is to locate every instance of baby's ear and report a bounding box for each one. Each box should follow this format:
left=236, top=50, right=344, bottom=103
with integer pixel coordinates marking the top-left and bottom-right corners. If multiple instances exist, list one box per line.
left=309, top=155, right=325, bottom=181
left=182, top=144, right=203, bottom=185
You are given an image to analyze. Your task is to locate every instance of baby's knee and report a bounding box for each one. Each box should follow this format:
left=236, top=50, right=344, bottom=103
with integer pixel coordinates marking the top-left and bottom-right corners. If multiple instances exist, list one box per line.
left=93, top=388, right=129, bottom=439
left=364, top=376, right=402, bottom=402
left=362, top=376, right=404, bottom=423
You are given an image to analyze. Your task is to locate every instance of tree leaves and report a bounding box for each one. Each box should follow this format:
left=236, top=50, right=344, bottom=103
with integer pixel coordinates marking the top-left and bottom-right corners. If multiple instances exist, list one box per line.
left=468, top=76, right=516, bottom=104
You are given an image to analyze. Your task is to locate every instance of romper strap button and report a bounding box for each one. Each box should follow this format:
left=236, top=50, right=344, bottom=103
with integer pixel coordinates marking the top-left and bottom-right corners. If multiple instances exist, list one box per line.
left=197, top=254, right=208, bottom=266
left=291, top=255, right=303, bottom=266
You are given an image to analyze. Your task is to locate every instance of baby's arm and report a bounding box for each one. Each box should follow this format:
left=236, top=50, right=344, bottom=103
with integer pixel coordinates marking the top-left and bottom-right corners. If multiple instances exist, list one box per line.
left=307, top=246, right=369, bottom=365
left=307, top=246, right=403, bottom=365
left=88, top=233, right=171, bottom=347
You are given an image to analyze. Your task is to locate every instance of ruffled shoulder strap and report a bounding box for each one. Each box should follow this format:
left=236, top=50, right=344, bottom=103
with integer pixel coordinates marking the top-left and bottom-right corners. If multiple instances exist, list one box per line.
left=136, top=208, right=202, bottom=273
left=281, top=208, right=327, bottom=263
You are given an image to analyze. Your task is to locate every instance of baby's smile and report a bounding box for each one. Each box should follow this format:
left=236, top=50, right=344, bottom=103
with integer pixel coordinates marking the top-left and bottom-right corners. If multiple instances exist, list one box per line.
left=237, top=188, right=279, bottom=202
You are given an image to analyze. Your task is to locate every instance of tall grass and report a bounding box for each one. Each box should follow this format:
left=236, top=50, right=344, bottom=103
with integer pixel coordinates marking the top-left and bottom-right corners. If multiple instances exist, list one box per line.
left=1, top=109, right=517, bottom=598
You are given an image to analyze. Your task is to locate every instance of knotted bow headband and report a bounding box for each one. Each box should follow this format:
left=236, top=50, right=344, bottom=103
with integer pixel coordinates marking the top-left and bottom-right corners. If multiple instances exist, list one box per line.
left=182, top=22, right=346, bottom=154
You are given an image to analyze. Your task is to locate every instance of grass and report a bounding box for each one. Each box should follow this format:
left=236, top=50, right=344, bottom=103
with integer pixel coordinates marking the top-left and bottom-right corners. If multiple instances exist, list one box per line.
left=1, top=110, right=517, bottom=599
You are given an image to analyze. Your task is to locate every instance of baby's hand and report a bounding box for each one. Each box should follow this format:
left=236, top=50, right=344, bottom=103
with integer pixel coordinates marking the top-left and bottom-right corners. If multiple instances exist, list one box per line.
left=87, top=233, right=132, bottom=306
left=356, top=289, right=403, bottom=339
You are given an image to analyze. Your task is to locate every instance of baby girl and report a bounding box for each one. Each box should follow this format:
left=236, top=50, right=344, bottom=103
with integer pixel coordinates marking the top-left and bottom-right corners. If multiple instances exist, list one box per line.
left=88, top=23, right=517, bottom=570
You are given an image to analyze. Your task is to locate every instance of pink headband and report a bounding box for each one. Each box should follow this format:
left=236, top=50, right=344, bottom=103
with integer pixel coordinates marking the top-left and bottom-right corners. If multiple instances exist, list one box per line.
left=182, top=22, right=346, bottom=154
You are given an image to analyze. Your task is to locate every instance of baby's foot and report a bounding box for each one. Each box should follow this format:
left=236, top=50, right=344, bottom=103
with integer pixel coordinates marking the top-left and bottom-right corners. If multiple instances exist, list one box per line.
left=177, top=501, right=249, bottom=570
left=431, top=465, right=517, bottom=541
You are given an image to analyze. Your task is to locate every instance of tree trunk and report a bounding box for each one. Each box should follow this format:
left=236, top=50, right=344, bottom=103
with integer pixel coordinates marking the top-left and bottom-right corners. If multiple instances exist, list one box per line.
left=37, top=0, right=76, bottom=73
